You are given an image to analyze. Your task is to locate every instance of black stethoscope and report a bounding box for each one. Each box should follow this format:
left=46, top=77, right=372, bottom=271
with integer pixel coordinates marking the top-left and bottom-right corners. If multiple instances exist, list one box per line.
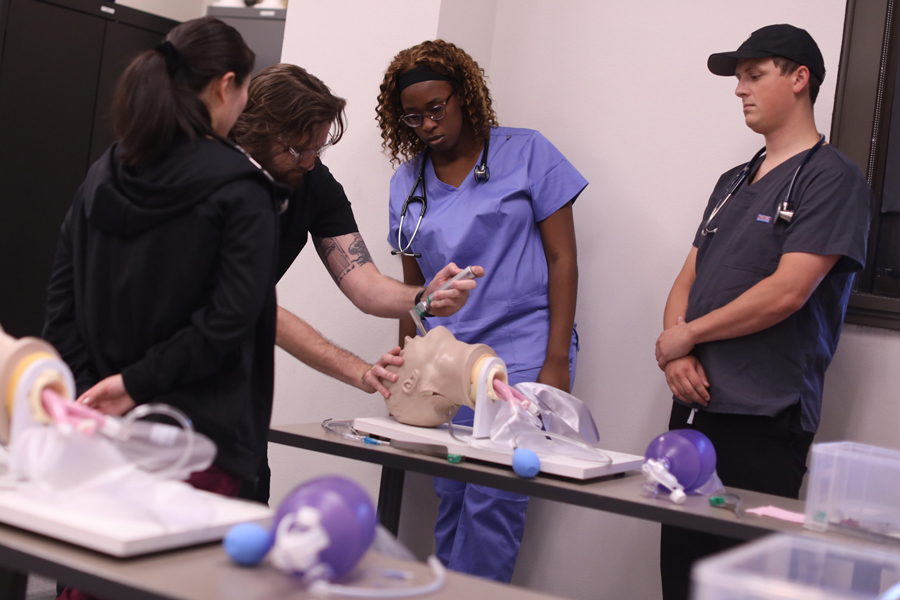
left=391, top=136, right=491, bottom=257
left=701, top=134, right=826, bottom=236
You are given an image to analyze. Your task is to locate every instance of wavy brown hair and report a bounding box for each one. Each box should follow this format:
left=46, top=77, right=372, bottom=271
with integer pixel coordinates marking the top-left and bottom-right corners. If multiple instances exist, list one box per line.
left=232, top=63, right=346, bottom=162
left=376, top=40, right=497, bottom=166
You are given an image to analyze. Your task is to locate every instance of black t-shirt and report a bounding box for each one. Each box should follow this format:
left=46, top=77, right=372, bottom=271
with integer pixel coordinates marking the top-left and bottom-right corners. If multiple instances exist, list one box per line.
left=684, top=144, right=872, bottom=432
left=277, top=160, right=359, bottom=281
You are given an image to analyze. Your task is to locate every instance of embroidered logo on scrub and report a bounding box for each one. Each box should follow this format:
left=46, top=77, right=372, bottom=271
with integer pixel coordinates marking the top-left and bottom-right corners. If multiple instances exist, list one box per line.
left=756, top=214, right=773, bottom=223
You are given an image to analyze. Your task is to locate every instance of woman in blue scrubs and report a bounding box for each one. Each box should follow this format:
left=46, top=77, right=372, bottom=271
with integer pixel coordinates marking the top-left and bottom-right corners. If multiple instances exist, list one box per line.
left=376, top=40, right=587, bottom=583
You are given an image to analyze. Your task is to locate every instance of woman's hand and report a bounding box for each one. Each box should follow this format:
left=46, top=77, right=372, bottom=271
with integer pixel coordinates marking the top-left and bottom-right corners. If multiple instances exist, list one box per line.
left=78, top=374, right=136, bottom=416
left=536, top=356, right=571, bottom=392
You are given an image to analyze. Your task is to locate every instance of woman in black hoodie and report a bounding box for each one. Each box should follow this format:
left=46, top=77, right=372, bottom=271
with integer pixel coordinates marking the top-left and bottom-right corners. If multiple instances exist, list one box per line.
left=43, top=17, right=288, bottom=497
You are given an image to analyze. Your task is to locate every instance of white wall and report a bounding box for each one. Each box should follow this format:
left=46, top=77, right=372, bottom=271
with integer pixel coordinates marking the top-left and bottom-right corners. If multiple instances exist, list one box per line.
left=270, top=0, right=442, bottom=504
left=273, top=2, right=900, bottom=599
left=481, top=3, right=849, bottom=599
left=819, top=324, right=900, bottom=448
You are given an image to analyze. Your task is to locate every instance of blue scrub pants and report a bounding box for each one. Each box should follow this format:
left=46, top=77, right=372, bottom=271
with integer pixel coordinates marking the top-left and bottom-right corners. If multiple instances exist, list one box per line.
left=433, top=333, right=578, bottom=583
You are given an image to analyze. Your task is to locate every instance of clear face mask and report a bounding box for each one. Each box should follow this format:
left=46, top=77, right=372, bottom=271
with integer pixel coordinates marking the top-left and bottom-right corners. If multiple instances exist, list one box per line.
left=447, top=376, right=611, bottom=466
left=0, top=327, right=218, bottom=529
left=8, top=391, right=218, bottom=529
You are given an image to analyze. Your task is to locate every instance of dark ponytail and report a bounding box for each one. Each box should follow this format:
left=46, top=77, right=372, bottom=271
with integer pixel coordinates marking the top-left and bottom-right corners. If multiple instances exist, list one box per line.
left=112, top=17, right=255, bottom=165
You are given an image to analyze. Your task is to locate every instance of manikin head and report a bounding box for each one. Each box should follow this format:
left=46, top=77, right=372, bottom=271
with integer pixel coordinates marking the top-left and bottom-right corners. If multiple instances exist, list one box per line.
left=0, top=324, right=71, bottom=444
left=384, top=326, right=496, bottom=427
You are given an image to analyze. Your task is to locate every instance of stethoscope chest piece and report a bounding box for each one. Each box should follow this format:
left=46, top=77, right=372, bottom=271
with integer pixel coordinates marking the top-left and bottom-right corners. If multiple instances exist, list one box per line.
left=776, top=202, right=794, bottom=224
left=701, top=134, right=825, bottom=236
left=473, top=135, right=491, bottom=183
left=474, top=163, right=490, bottom=183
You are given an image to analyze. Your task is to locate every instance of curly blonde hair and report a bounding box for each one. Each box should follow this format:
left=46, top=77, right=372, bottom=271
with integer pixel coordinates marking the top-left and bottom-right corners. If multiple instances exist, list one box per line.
left=376, top=40, right=498, bottom=166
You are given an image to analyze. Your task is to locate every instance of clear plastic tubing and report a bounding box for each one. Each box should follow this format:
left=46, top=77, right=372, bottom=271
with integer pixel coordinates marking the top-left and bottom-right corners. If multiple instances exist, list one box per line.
left=39, top=387, right=195, bottom=480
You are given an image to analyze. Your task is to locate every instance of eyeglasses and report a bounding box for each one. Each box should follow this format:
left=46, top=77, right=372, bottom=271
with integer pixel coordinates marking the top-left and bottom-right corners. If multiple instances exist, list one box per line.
left=286, top=140, right=333, bottom=165
left=400, top=91, right=455, bottom=128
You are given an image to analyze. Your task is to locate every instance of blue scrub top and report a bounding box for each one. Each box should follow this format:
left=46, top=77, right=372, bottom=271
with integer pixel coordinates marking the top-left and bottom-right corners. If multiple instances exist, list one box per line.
left=388, top=126, right=588, bottom=375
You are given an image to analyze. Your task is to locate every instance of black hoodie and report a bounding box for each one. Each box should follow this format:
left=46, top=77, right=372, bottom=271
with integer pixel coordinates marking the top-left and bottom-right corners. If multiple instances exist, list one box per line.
left=43, top=137, right=289, bottom=482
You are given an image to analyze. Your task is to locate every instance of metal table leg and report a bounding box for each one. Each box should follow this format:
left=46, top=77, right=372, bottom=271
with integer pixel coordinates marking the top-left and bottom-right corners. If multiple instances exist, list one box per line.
left=377, top=467, right=405, bottom=535
left=0, top=569, right=27, bottom=600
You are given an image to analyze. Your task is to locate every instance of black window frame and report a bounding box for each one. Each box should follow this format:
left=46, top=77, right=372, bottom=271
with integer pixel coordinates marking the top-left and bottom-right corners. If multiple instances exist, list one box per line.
left=835, top=0, right=900, bottom=329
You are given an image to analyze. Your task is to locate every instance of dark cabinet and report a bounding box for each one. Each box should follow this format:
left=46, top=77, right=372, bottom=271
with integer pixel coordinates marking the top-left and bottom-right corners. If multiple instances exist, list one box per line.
left=0, top=0, right=176, bottom=337
left=206, top=6, right=285, bottom=78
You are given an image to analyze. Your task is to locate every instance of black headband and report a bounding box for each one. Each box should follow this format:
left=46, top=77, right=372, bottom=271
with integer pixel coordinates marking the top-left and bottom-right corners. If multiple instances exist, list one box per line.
left=397, top=65, right=456, bottom=93
left=156, top=41, right=181, bottom=77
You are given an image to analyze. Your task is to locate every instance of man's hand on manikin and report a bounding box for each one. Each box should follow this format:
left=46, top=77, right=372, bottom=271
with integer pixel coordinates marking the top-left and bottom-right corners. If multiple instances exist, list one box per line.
left=362, top=346, right=403, bottom=398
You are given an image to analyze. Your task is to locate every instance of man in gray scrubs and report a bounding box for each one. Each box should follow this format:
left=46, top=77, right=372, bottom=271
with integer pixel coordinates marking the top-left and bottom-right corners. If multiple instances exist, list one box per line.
left=654, top=24, right=873, bottom=600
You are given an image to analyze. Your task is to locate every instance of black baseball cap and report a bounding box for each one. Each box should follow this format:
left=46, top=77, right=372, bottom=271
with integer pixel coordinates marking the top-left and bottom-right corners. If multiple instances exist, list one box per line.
left=707, top=24, right=825, bottom=83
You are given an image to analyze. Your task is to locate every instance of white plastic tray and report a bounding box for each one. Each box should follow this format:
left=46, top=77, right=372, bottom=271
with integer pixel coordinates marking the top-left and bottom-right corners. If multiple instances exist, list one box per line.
left=353, top=416, right=643, bottom=480
left=0, top=474, right=271, bottom=557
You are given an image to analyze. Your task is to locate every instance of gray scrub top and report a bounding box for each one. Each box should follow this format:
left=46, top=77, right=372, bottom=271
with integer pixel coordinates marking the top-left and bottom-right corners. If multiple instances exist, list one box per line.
left=682, top=144, right=872, bottom=433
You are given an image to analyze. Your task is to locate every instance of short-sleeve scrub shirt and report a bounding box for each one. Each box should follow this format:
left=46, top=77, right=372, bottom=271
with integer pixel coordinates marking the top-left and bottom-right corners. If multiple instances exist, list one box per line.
left=388, top=126, right=588, bottom=375
left=683, top=144, right=873, bottom=432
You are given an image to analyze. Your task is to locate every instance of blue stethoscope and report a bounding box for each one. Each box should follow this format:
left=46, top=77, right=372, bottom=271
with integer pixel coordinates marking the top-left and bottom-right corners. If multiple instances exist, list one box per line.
left=701, top=134, right=826, bottom=236
left=392, top=137, right=491, bottom=257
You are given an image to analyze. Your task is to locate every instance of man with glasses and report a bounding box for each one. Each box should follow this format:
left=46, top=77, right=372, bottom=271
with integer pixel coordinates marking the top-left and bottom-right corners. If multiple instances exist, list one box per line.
left=654, top=25, right=872, bottom=600
left=231, top=64, right=482, bottom=501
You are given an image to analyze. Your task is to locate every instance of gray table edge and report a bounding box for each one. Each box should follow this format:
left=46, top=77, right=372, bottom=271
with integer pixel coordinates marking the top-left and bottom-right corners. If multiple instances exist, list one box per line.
left=269, top=423, right=809, bottom=542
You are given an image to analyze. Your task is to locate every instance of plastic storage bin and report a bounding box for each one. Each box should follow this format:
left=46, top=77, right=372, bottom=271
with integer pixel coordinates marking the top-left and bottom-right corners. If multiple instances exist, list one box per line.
left=805, top=442, right=900, bottom=541
left=692, top=534, right=900, bottom=600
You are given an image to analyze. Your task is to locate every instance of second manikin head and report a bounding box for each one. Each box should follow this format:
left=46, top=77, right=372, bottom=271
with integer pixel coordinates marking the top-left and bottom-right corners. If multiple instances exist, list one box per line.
left=384, top=326, right=496, bottom=427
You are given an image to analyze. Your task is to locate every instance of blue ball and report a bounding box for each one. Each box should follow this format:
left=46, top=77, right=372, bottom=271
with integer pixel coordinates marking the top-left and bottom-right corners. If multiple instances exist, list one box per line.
left=223, top=522, right=274, bottom=566
left=512, top=448, right=541, bottom=478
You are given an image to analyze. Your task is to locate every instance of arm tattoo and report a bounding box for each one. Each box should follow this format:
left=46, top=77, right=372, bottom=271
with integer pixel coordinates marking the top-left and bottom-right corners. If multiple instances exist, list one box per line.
left=348, top=235, right=373, bottom=267
left=314, top=233, right=374, bottom=286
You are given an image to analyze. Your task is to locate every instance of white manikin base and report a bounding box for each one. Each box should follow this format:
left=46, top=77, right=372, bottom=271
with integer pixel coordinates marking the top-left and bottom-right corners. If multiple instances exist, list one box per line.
left=353, top=416, right=643, bottom=480
left=0, top=463, right=272, bottom=557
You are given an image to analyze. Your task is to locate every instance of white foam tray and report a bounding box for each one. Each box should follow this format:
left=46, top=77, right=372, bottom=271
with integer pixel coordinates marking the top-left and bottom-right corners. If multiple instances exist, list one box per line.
left=354, top=416, right=643, bottom=480
left=0, top=475, right=271, bottom=557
